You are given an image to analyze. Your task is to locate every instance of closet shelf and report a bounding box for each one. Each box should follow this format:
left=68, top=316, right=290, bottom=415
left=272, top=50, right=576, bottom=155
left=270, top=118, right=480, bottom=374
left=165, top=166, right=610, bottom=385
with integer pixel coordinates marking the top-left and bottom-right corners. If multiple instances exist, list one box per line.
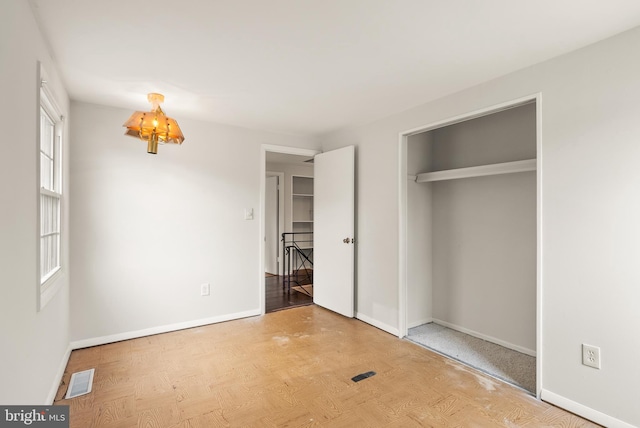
left=415, top=159, right=536, bottom=183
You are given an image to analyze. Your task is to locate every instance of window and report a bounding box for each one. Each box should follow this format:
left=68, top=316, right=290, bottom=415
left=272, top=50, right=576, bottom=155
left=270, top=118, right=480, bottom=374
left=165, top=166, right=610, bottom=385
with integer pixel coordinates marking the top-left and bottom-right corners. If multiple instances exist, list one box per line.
left=39, top=79, right=63, bottom=300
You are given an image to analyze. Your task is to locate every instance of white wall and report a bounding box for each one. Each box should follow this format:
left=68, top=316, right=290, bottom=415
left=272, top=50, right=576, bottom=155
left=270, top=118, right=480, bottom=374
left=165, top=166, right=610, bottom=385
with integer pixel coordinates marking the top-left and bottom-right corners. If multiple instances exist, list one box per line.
left=264, top=175, right=279, bottom=274
left=70, top=102, right=318, bottom=343
left=432, top=173, right=536, bottom=352
left=0, top=0, right=71, bottom=404
left=321, top=26, right=640, bottom=426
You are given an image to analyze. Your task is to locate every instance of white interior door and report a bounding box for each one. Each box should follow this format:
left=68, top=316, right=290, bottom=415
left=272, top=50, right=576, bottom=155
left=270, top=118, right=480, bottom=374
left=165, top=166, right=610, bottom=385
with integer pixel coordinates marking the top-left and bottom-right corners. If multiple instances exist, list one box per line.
left=265, top=175, right=278, bottom=275
left=313, top=145, right=355, bottom=317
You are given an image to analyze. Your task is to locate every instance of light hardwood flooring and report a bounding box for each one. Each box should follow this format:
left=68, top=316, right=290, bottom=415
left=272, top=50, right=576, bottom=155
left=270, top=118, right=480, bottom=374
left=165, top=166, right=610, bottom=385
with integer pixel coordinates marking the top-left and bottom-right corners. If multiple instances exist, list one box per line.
left=55, top=306, right=599, bottom=427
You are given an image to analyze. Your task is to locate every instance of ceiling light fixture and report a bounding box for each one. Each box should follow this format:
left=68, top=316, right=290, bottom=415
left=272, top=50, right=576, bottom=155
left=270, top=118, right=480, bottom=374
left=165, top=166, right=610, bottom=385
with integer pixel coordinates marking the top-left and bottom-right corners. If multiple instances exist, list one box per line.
left=123, top=93, right=185, bottom=154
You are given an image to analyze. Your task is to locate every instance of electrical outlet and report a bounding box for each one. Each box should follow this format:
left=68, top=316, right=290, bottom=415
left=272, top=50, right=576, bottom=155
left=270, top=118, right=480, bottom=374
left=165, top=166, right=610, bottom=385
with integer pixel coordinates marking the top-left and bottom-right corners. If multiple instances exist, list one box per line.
left=200, top=283, right=210, bottom=296
left=582, top=344, right=601, bottom=369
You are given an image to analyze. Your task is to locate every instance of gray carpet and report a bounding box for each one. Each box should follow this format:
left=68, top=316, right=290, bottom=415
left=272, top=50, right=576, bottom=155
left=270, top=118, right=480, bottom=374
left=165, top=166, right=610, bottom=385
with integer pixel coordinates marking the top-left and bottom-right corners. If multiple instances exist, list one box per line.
left=408, top=323, right=536, bottom=394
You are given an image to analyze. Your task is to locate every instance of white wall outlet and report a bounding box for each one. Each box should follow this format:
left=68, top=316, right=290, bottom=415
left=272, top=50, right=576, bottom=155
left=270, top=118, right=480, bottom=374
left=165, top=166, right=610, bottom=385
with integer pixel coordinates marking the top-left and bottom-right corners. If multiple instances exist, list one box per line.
left=200, top=283, right=210, bottom=296
left=244, top=208, right=254, bottom=220
left=582, top=344, right=601, bottom=369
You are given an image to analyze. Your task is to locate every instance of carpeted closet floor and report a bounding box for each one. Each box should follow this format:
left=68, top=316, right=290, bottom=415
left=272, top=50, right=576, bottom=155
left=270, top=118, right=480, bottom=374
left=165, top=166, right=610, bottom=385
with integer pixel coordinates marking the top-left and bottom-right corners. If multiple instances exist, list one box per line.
left=408, top=323, right=536, bottom=394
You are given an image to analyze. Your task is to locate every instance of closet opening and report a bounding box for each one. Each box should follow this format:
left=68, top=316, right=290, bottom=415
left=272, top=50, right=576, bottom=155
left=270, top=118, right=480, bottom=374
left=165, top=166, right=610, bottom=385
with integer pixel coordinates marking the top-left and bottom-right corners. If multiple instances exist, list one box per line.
left=400, top=96, right=540, bottom=396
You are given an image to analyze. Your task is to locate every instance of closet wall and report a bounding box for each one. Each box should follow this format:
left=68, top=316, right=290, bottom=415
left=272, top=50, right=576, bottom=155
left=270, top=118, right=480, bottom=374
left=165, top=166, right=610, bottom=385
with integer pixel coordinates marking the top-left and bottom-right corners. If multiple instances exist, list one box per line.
left=407, top=132, right=433, bottom=327
left=408, top=103, right=537, bottom=353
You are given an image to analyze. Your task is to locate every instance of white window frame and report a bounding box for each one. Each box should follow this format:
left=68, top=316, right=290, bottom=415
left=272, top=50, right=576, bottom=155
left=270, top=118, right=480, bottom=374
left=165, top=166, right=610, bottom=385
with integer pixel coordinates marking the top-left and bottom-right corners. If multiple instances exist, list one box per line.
left=38, top=67, right=64, bottom=310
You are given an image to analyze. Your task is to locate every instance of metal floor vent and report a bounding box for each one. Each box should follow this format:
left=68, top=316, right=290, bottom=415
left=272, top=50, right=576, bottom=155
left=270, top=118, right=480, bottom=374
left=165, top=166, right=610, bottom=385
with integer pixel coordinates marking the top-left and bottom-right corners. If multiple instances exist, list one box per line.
left=65, top=368, right=95, bottom=399
left=351, top=371, right=376, bottom=382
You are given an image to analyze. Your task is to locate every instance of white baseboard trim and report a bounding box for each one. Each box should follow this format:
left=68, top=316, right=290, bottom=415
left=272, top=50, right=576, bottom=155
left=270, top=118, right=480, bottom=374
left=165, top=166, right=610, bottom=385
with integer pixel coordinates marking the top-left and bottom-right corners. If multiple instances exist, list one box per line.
left=356, top=312, right=400, bottom=336
left=432, top=318, right=536, bottom=357
left=47, top=344, right=72, bottom=404
left=541, top=389, right=635, bottom=428
left=408, top=318, right=433, bottom=329
left=71, top=309, right=262, bottom=350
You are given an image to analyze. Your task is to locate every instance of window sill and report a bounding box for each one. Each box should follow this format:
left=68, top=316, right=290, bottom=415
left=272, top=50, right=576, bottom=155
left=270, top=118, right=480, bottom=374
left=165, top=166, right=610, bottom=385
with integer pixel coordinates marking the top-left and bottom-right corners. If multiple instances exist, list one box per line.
left=40, top=267, right=63, bottom=311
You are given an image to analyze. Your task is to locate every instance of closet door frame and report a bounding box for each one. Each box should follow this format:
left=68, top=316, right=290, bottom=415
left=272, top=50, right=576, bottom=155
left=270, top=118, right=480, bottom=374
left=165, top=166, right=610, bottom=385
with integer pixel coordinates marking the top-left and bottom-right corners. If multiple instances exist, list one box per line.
left=397, top=93, right=542, bottom=398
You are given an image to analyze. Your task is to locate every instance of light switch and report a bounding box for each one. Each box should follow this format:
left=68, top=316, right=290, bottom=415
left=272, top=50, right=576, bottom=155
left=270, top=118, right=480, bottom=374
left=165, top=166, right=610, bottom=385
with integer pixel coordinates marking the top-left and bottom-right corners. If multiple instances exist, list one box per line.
left=244, top=208, right=254, bottom=220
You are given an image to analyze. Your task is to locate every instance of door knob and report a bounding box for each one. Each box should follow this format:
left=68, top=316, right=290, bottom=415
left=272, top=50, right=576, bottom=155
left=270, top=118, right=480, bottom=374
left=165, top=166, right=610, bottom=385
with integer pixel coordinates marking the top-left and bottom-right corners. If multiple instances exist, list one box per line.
left=343, top=237, right=350, bottom=243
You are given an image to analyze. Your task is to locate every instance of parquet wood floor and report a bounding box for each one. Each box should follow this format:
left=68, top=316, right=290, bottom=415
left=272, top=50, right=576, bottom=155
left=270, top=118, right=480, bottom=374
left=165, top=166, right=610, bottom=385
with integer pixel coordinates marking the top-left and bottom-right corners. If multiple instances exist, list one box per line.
left=54, top=306, right=599, bottom=427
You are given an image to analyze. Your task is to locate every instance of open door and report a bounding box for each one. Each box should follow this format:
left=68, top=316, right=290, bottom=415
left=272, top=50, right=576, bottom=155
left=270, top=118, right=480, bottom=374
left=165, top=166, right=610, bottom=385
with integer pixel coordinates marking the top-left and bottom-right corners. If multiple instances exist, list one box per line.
left=313, top=145, right=355, bottom=317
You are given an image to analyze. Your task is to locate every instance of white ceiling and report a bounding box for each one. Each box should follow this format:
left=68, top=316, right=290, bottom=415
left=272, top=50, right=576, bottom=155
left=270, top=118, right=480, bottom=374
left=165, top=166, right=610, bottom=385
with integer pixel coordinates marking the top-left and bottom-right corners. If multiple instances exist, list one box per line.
left=30, top=0, right=640, bottom=138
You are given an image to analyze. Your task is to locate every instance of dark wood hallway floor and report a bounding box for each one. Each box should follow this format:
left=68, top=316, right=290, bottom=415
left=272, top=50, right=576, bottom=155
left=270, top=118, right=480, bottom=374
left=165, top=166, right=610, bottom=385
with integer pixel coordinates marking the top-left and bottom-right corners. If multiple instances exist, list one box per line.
left=265, top=274, right=313, bottom=313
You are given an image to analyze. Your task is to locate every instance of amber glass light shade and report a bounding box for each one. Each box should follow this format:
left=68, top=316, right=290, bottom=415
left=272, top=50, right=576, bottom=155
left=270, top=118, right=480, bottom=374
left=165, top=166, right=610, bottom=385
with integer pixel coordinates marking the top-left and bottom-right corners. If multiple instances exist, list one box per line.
left=123, top=93, right=185, bottom=154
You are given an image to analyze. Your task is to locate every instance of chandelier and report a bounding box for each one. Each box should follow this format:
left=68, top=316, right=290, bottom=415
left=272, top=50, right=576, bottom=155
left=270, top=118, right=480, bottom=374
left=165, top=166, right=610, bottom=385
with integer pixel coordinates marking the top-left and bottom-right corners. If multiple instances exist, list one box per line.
left=123, top=93, right=185, bottom=154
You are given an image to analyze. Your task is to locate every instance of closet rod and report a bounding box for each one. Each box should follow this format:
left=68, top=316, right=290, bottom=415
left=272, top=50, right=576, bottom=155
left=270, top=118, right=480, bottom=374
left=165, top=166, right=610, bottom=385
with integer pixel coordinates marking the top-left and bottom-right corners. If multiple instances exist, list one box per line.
left=415, top=158, right=536, bottom=183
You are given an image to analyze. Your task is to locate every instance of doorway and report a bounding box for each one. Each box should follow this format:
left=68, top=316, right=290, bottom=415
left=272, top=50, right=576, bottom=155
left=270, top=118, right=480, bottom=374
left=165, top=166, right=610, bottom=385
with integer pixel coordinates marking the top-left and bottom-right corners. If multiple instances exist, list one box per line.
left=399, top=95, right=542, bottom=396
left=261, top=146, right=318, bottom=313
left=260, top=144, right=356, bottom=317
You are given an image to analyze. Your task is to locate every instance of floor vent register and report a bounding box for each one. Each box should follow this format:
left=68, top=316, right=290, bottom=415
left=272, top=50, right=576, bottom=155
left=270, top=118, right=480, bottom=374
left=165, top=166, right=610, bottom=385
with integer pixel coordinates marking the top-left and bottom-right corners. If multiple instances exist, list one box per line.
left=65, top=368, right=95, bottom=399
